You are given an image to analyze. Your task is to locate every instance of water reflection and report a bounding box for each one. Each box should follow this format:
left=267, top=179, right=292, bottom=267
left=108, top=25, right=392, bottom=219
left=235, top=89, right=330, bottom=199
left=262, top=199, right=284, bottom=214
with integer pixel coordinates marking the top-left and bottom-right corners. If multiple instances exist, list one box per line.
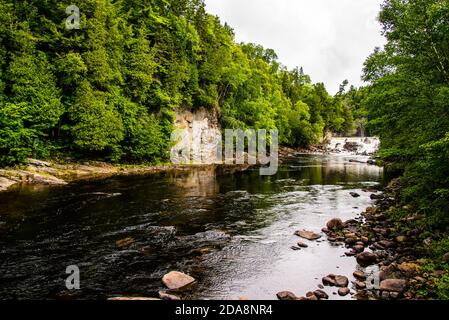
left=0, top=154, right=383, bottom=300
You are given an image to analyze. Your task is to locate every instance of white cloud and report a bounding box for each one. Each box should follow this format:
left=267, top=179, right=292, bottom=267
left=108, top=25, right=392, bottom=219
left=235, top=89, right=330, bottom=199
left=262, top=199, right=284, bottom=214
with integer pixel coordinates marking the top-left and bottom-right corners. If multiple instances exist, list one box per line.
left=204, top=0, right=386, bottom=94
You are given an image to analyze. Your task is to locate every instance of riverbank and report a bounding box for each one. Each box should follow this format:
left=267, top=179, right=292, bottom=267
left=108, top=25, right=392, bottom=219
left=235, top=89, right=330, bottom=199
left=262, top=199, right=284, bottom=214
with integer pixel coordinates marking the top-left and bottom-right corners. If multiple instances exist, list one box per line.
left=284, top=178, right=449, bottom=300
left=0, top=145, right=322, bottom=193
left=0, top=159, right=259, bottom=193
left=0, top=136, right=382, bottom=193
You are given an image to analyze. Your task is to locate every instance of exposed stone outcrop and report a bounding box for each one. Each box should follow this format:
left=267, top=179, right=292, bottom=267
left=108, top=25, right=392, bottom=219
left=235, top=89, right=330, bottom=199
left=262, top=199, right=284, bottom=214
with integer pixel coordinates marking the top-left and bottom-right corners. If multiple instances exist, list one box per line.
left=172, top=108, right=222, bottom=165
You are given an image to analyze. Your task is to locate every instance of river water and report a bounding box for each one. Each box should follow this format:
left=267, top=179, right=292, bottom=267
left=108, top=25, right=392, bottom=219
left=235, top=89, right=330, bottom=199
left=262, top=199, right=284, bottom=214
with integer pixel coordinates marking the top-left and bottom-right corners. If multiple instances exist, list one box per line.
left=0, top=154, right=383, bottom=300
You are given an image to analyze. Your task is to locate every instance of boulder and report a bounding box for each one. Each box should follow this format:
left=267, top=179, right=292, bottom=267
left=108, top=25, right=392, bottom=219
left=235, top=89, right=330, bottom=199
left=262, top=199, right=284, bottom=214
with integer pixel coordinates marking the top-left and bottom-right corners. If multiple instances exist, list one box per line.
left=355, top=281, right=366, bottom=290
left=350, top=192, right=361, bottom=198
left=306, top=294, right=318, bottom=301
left=356, top=252, right=378, bottom=266
left=162, top=271, right=195, bottom=290
left=353, top=271, right=367, bottom=280
left=326, top=218, right=344, bottom=231
left=397, top=262, right=419, bottom=276
left=322, top=276, right=336, bottom=286
left=338, top=287, right=350, bottom=296
left=379, top=265, right=396, bottom=281
left=27, top=158, right=51, bottom=167
left=380, top=279, right=407, bottom=293
left=334, top=275, right=349, bottom=288
left=276, top=291, right=298, bottom=301
left=294, top=230, right=321, bottom=241
left=370, top=193, right=383, bottom=200
left=314, top=290, right=329, bottom=300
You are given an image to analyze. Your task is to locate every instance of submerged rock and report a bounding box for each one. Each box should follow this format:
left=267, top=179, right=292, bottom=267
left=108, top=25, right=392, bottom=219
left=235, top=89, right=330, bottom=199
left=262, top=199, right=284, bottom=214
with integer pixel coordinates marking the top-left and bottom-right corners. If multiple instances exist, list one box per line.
left=162, top=271, right=196, bottom=290
left=116, top=237, right=135, bottom=248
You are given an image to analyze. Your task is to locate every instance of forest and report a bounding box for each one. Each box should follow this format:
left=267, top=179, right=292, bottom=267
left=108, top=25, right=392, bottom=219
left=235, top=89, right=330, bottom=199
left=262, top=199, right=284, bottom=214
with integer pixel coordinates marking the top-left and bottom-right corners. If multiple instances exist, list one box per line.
left=1, top=0, right=449, bottom=302
left=0, top=0, right=359, bottom=167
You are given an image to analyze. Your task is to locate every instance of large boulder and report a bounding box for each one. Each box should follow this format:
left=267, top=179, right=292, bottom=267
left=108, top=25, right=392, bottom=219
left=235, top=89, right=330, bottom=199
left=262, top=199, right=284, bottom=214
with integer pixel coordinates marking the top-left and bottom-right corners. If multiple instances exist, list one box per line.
left=162, top=271, right=196, bottom=290
left=294, top=230, right=321, bottom=241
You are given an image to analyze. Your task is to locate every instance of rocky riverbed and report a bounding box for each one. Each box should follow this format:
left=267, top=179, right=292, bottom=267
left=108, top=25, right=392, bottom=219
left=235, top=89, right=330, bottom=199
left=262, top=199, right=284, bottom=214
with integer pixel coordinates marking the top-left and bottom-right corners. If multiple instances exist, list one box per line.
left=276, top=178, right=447, bottom=301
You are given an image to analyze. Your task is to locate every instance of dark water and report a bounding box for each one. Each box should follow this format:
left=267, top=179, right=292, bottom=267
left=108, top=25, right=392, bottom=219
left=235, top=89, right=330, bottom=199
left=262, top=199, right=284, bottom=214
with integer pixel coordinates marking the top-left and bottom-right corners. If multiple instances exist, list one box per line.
left=0, top=154, right=383, bottom=300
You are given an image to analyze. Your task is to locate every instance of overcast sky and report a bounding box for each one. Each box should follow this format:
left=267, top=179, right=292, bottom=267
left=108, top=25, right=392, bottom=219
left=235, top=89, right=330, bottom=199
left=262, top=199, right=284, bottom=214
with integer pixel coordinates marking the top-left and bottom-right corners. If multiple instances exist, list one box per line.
left=204, top=0, right=386, bottom=94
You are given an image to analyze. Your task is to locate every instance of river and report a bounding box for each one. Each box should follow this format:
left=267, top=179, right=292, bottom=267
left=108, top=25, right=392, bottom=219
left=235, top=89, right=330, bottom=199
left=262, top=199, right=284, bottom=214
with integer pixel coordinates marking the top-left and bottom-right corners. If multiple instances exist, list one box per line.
left=0, top=153, right=384, bottom=300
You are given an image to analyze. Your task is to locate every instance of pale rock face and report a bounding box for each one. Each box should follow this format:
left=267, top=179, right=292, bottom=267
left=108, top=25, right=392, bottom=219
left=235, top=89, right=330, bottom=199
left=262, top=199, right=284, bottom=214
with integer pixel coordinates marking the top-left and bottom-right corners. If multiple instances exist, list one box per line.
left=171, top=108, right=222, bottom=165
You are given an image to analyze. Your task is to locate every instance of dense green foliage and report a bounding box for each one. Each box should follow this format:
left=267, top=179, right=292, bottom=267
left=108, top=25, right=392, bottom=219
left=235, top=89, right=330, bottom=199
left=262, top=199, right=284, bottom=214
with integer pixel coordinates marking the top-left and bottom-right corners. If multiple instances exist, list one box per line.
left=0, top=0, right=354, bottom=166
left=362, top=0, right=449, bottom=228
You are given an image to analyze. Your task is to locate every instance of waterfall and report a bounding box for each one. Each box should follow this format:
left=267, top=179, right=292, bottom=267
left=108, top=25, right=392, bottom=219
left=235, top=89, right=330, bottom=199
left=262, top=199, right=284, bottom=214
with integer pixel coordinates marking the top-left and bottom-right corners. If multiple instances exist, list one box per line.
left=326, top=137, right=380, bottom=156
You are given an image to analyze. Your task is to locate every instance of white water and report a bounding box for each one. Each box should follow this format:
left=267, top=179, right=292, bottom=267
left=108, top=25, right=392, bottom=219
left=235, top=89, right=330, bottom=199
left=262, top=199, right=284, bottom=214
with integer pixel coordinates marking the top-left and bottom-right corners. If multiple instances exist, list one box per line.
left=326, top=137, right=380, bottom=156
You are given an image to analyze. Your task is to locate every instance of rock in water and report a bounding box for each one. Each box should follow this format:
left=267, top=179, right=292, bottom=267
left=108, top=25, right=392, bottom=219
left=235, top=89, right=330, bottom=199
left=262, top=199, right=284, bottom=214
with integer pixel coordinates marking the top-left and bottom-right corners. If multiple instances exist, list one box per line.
left=350, top=192, right=361, bottom=198
left=322, top=276, right=336, bottom=286
left=353, top=271, right=367, bottom=280
left=158, top=291, right=181, bottom=300
left=326, top=218, right=344, bottom=231
left=276, top=291, right=298, bottom=301
left=116, top=237, right=135, bottom=248
left=380, top=279, right=407, bottom=293
left=294, top=230, right=321, bottom=240
left=334, top=275, right=349, bottom=288
left=162, top=271, right=195, bottom=290
left=356, top=252, right=378, bottom=266
left=355, top=281, right=366, bottom=290
left=338, top=288, right=350, bottom=296
left=314, top=290, right=329, bottom=300
left=297, top=241, right=309, bottom=248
